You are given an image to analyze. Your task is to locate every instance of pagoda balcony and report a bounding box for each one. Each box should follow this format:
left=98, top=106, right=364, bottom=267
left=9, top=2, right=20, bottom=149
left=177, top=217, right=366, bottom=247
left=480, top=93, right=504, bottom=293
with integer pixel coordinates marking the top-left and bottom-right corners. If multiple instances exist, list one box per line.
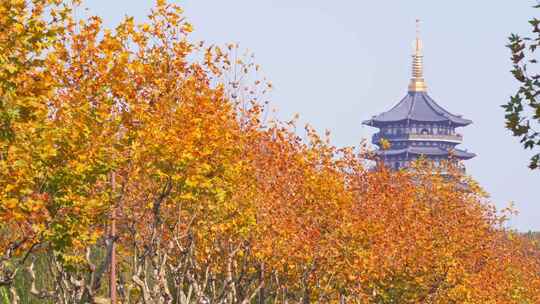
left=372, top=132, right=463, bottom=144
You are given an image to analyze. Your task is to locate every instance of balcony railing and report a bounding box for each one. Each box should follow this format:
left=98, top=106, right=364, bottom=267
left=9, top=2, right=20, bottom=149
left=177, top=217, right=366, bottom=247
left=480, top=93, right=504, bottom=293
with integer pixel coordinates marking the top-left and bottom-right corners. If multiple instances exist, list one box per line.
left=373, top=132, right=463, bottom=144
left=408, top=133, right=463, bottom=141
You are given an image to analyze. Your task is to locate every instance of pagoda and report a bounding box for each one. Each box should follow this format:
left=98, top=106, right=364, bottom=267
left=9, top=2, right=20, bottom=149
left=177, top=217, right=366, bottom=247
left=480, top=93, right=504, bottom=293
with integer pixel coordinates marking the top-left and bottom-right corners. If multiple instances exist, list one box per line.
left=363, top=21, right=475, bottom=171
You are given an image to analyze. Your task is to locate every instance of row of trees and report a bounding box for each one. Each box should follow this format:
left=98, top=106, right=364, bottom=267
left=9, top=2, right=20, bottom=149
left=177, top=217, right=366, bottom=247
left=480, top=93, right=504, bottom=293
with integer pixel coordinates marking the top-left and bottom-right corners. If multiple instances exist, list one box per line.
left=0, top=0, right=539, bottom=303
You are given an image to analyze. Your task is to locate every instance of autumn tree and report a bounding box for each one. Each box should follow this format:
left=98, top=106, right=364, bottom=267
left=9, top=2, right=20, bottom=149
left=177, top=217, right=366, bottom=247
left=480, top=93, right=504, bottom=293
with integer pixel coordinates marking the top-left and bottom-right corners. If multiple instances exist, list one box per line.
left=2, top=1, right=540, bottom=303
left=0, top=0, right=111, bottom=299
left=1, top=0, right=134, bottom=301
left=13, top=1, right=268, bottom=302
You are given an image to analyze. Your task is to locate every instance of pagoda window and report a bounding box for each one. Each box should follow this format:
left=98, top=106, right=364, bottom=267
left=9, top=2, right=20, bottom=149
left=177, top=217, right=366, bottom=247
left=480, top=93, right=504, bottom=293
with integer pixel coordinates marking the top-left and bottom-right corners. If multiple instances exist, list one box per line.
left=420, top=128, right=429, bottom=135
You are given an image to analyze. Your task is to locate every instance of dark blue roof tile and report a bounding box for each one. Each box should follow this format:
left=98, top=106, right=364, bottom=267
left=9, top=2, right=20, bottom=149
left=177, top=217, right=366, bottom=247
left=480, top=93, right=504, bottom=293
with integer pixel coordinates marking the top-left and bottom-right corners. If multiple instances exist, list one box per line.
left=376, top=146, right=475, bottom=160
left=363, top=91, right=472, bottom=127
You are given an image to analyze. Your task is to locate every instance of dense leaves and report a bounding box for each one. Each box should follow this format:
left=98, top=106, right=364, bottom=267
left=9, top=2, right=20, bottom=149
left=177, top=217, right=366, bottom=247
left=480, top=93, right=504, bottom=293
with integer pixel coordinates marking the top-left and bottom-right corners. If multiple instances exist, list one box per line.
left=0, top=0, right=102, bottom=288
left=505, top=4, right=540, bottom=169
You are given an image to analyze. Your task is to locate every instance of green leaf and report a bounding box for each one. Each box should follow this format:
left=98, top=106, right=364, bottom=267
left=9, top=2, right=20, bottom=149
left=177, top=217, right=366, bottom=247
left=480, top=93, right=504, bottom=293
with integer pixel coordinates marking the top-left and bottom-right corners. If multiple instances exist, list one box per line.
left=0, top=287, right=9, bottom=304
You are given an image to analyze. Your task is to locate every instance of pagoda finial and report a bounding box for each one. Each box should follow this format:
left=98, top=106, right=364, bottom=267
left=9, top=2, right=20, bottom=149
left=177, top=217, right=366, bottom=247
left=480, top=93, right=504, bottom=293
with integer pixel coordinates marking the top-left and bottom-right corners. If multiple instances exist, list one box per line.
left=409, top=19, right=427, bottom=92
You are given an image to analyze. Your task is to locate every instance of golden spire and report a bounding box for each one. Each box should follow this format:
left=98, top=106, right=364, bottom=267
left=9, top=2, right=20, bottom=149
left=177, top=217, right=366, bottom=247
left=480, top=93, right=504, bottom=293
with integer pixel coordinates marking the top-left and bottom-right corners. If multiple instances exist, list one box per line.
left=409, top=19, right=427, bottom=92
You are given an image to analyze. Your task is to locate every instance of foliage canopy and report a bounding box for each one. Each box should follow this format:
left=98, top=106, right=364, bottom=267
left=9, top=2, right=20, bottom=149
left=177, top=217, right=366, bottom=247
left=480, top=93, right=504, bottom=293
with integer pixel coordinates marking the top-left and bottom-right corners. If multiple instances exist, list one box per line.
left=0, top=1, right=539, bottom=303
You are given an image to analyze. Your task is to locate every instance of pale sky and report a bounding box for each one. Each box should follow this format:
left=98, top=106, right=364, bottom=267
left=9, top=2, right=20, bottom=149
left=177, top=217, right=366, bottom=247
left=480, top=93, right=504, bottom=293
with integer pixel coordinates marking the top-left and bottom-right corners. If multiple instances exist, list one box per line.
left=84, top=0, right=540, bottom=231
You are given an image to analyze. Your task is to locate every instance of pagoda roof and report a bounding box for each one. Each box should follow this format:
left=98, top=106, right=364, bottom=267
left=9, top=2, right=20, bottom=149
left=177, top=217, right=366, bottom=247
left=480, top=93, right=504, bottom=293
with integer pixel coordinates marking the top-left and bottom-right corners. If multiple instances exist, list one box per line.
left=376, top=146, right=475, bottom=160
left=363, top=91, right=472, bottom=127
